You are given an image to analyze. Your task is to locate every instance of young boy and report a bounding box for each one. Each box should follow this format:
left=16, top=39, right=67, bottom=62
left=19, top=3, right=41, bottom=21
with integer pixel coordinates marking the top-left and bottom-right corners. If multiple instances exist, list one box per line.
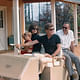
left=16, top=32, right=33, bottom=54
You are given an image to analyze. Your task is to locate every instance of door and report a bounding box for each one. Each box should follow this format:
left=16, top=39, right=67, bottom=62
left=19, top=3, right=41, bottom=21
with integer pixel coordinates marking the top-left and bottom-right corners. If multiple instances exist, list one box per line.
left=0, top=7, right=7, bottom=50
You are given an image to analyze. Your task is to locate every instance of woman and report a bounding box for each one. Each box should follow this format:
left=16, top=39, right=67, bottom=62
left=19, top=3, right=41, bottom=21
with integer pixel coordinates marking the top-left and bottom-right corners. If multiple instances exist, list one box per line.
left=28, top=23, right=41, bottom=53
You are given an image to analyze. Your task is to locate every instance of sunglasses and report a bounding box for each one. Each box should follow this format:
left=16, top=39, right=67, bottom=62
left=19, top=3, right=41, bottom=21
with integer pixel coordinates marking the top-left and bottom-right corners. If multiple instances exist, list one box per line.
left=48, top=28, right=54, bottom=31
left=32, top=28, right=38, bottom=30
left=63, top=27, right=68, bottom=29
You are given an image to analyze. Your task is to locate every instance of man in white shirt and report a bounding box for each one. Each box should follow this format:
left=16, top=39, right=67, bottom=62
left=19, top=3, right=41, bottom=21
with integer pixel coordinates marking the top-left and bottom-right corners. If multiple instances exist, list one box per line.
left=57, top=23, right=80, bottom=80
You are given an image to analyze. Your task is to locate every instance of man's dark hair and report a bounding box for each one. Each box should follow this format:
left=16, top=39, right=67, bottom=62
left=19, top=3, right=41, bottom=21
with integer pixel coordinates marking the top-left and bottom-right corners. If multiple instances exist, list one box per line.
left=45, top=23, right=54, bottom=30
left=63, top=22, right=70, bottom=26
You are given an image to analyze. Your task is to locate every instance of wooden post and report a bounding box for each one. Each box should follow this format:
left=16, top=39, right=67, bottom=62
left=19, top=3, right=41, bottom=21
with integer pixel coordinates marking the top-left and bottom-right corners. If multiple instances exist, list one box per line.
left=19, top=0, right=25, bottom=44
left=13, top=0, right=20, bottom=54
left=51, top=0, right=56, bottom=33
left=73, top=4, right=78, bottom=45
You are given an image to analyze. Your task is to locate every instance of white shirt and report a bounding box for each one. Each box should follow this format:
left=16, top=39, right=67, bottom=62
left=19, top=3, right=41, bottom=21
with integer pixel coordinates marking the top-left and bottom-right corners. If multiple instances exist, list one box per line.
left=56, top=29, right=74, bottom=49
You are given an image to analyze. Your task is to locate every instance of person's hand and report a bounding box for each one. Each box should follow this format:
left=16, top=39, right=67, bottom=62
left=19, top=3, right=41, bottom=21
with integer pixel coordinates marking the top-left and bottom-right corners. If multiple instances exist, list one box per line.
left=52, top=53, right=57, bottom=57
left=62, top=55, right=66, bottom=60
left=16, top=44, right=21, bottom=49
left=44, top=53, right=52, bottom=58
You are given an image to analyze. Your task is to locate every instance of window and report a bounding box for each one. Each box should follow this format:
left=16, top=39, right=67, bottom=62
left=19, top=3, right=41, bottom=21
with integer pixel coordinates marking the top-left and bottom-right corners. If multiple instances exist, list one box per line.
left=0, top=10, right=3, bottom=28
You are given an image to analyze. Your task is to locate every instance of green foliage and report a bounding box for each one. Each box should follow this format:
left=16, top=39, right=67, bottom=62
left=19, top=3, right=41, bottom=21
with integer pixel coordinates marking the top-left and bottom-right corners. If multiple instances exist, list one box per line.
left=56, top=2, right=74, bottom=30
left=77, top=14, right=80, bottom=29
left=77, top=5, right=80, bottom=32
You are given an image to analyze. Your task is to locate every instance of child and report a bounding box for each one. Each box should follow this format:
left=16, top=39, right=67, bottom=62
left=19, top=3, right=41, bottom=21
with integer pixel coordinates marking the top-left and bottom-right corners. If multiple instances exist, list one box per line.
left=16, top=32, right=33, bottom=54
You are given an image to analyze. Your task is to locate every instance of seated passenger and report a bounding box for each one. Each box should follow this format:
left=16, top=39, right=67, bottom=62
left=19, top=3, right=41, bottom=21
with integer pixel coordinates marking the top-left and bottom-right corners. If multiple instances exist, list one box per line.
left=16, top=32, right=33, bottom=54
left=28, top=23, right=41, bottom=53
left=56, top=22, right=80, bottom=80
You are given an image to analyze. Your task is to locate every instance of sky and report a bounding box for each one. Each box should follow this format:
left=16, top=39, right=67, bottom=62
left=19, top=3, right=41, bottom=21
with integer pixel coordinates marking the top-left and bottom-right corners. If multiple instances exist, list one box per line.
left=30, top=2, right=50, bottom=21
left=25, top=2, right=51, bottom=21
left=33, top=3, right=39, bottom=21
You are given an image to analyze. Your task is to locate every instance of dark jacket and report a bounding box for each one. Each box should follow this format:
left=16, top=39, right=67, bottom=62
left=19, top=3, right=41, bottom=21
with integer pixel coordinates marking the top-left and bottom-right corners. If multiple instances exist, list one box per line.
left=31, top=33, right=41, bottom=52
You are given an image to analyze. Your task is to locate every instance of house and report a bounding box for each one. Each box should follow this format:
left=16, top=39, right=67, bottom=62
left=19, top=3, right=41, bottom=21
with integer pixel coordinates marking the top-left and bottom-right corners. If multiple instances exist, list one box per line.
left=0, top=0, right=80, bottom=53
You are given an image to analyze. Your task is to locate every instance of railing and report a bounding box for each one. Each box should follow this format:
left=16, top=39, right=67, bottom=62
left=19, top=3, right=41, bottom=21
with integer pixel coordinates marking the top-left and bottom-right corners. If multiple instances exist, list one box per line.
left=78, top=32, right=80, bottom=40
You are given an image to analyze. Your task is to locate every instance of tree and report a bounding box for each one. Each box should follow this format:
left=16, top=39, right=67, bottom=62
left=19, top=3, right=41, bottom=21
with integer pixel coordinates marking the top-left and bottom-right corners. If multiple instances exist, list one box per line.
left=24, top=2, right=74, bottom=32
left=77, top=5, right=80, bottom=28
left=56, top=2, right=74, bottom=30
left=39, top=2, right=51, bottom=33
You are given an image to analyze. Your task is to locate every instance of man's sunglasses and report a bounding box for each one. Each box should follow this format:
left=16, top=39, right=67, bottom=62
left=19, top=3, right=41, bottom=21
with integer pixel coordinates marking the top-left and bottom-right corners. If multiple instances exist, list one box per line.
left=49, top=28, right=54, bottom=31
left=63, top=27, right=68, bottom=29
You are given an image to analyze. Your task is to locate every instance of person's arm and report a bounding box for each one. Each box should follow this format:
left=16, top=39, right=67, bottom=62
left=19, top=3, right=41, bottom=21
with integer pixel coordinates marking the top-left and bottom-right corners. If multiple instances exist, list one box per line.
left=44, top=54, right=52, bottom=58
left=70, top=41, right=74, bottom=53
left=70, top=30, right=75, bottom=53
left=16, top=40, right=39, bottom=49
left=21, top=40, right=39, bottom=47
left=52, top=44, right=61, bottom=57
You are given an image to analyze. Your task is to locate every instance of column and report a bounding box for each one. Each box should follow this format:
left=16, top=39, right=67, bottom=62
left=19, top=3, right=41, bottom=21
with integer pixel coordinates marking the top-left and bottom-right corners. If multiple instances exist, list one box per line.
left=51, top=0, right=56, bottom=33
left=73, top=4, right=78, bottom=45
left=13, top=0, right=20, bottom=54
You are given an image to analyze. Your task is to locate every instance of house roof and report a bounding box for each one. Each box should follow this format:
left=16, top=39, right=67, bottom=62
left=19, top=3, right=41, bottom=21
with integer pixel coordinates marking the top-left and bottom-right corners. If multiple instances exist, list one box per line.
left=23, top=0, right=80, bottom=4
left=23, top=0, right=64, bottom=3
left=23, top=0, right=51, bottom=3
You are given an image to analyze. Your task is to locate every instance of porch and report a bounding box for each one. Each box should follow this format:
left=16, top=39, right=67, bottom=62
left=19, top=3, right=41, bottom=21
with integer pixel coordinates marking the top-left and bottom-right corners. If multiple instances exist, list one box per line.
left=0, top=44, right=80, bottom=57
left=0, top=0, right=80, bottom=55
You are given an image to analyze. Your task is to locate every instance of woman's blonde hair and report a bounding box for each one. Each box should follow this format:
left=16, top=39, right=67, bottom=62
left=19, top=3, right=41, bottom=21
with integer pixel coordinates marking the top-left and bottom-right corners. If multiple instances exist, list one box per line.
left=22, top=32, right=32, bottom=39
